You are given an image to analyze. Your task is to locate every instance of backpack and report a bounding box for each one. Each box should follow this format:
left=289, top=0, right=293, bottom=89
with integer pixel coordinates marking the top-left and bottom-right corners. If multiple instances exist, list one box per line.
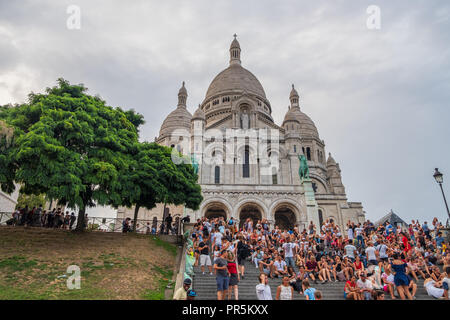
left=239, top=243, right=250, bottom=258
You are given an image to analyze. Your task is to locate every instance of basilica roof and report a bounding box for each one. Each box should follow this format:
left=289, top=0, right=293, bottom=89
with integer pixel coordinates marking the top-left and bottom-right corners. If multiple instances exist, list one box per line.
left=282, top=106, right=319, bottom=139
left=159, top=82, right=192, bottom=137
left=204, top=35, right=267, bottom=102
left=159, top=106, right=192, bottom=137
left=205, top=64, right=267, bottom=101
left=192, top=105, right=205, bottom=120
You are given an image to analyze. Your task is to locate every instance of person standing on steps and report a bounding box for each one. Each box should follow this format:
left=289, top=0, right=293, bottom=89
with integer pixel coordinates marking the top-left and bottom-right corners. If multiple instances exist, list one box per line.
left=165, top=213, right=173, bottom=235
left=199, top=238, right=213, bottom=275
left=282, top=237, right=297, bottom=276
left=391, top=252, right=413, bottom=300
left=303, top=279, right=317, bottom=300
left=237, top=236, right=250, bottom=279
left=256, top=273, right=272, bottom=300
left=226, top=252, right=240, bottom=300
left=214, top=250, right=229, bottom=300
left=276, top=276, right=293, bottom=300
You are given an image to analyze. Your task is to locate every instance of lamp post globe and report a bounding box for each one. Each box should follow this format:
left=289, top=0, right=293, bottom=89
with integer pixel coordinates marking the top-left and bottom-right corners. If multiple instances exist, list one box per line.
left=433, top=168, right=450, bottom=227
left=433, top=168, right=443, bottom=184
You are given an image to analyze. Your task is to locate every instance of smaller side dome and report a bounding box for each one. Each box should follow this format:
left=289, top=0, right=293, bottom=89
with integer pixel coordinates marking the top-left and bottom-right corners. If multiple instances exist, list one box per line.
left=192, top=104, right=205, bottom=121
left=158, top=82, right=192, bottom=138
left=282, top=107, right=300, bottom=123
left=327, top=153, right=337, bottom=166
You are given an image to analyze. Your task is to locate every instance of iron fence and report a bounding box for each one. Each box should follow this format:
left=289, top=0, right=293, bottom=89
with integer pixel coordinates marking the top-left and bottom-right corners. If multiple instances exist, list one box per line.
left=0, top=212, right=183, bottom=235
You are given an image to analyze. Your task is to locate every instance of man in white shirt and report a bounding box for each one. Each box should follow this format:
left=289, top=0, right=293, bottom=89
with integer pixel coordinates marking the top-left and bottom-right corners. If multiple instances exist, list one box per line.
left=355, top=223, right=364, bottom=248
left=365, top=242, right=377, bottom=265
left=256, top=273, right=272, bottom=300
left=356, top=273, right=374, bottom=300
left=347, top=224, right=354, bottom=241
left=376, top=240, right=389, bottom=262
left=213, top=229, right=223, bottom=248
left=282, top=239, right=296, bottom=270
left=273, top=255, right=288, bottom=277
left=344, top=240, right=357, bottom=262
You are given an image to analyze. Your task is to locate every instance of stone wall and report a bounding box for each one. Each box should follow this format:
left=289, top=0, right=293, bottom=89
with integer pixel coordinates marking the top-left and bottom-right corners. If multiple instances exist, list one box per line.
left=0, top=187, right=19, bottom=212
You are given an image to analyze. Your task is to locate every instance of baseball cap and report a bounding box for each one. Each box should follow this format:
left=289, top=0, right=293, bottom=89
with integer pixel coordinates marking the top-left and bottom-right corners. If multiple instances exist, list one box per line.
left=183, top=278, right=192, bottom=285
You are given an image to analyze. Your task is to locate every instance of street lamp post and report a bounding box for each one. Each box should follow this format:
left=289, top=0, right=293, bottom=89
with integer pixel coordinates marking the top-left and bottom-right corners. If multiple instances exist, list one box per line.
left=433, top=168, right=450, bottom=226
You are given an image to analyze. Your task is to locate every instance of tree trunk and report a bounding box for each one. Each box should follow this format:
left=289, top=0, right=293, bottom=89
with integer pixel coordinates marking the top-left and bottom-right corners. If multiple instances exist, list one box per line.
left=75, top=205, right=86, bottom=232
left=132, top=204, right=140, bottom=232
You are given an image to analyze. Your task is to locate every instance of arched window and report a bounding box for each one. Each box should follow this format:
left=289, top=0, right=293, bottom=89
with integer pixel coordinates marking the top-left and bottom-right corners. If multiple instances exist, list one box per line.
left=214, top=166, right=220, bottom=184
left=318, top=209, right=324, bottom=227
left=306, top=147, right=311, bottom=160
left=243, top=146, right=250, bottom=178
left=293, top=145, right=297, bottom=153
left=272, top=167, right=278, bottom=185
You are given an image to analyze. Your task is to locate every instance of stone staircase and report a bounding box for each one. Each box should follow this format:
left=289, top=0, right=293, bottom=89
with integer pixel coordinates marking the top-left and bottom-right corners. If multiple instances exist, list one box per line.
left=193, top=258, right=435, bottom=300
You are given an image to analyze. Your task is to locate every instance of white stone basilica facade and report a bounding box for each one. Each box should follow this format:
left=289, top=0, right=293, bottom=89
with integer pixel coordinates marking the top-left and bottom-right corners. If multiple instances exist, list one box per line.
left=118, top=36, right=366, bottom=231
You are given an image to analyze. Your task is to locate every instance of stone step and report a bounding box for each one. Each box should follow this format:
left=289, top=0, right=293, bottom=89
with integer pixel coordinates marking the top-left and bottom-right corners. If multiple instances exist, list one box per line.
left=192, top=260, right=433, bottom=300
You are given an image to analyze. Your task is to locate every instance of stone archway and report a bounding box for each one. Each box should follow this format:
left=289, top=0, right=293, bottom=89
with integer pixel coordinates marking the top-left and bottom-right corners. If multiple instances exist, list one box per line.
left=203, top=202, right=229, bottom=220
left=238, top=203, right=263, bottom=229
left=274, top=205, right=297, bottom=231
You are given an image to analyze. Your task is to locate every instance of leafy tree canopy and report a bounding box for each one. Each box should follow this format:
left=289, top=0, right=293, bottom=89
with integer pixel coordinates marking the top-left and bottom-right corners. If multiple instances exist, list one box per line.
left=0, top=78, right=140, bottom=229
left=118, top=142, right=202, bottom=231
left=0, top=78, right=202, bottom=231
left=16, top=193, right=46, bottom=210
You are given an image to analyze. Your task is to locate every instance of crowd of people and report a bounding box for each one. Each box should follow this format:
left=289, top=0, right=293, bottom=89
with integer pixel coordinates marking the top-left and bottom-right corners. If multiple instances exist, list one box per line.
left=121, top=213, right=189, bottom=235
left=8, top=205, right=188, bottom=235
left=9, top=205, right=79, bottom=229
left=178, top=216, right=449, bottom=300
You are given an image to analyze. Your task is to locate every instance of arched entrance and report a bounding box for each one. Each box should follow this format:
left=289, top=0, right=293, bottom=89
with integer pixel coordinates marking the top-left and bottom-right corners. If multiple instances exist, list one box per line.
left=239, top=203, right=263, bottom=229
left=204, top=202, right=228, bottom=220
left=274, top=204, right=297, bottom=231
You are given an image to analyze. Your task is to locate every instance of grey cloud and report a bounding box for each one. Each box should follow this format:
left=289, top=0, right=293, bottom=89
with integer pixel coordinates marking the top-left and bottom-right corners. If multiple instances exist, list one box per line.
left=0, top=0, right=449, bottom=223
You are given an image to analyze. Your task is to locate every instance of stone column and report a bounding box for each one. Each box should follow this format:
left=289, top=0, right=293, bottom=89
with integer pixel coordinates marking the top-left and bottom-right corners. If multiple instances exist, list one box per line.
left=302, top=178, right=320, bottom=228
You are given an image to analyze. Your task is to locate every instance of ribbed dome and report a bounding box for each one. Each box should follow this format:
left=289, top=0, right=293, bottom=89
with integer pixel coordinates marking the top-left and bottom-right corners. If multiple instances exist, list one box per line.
left=282, top=107, right=319, bottom=138
left=327, top=153, right=337, bottom=166
left=205, top=64, right=266, bottom=101
left=192, top=105, right=205, bottom=120
left=159, top=106, right=192, bottom=137
left=283, top=107, right=299, bottom=122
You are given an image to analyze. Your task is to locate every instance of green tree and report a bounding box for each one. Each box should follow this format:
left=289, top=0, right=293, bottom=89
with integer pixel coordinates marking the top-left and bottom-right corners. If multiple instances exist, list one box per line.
left=16, top=193, right=46, bottom=210
left=0, top=79, right=140, bottom=231
left=119, top=142, right=202, bottom=232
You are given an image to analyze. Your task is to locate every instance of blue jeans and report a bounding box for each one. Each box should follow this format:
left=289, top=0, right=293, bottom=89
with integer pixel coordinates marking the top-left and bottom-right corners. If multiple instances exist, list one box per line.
left=216, top=275, right=229, bottom=291
left=357, top=235, right=365, bottom=248
left=285, top=257, right=295, bottom=268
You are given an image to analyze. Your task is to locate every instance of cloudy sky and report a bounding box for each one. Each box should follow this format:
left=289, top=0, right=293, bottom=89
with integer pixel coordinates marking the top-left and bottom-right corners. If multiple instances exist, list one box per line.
left=1, top=0, right=449, bottom=223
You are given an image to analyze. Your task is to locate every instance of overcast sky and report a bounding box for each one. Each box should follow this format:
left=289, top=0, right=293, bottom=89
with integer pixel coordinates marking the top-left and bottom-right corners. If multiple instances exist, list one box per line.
left=1, top=0, right=449, bottom=223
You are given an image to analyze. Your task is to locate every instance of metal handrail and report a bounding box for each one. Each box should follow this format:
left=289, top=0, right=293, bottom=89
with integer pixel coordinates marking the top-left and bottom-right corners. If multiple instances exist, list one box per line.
left=0, top=212, right=183, bottom=235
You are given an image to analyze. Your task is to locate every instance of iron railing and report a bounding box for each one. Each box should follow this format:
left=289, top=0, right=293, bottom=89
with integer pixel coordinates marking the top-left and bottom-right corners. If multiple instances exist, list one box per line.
left=0, top=212, right=183, bottom=235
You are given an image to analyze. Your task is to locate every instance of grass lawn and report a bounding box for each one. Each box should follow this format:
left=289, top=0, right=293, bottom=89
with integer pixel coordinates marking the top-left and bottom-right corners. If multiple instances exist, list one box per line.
left=0, top=226, right=177, bottom=300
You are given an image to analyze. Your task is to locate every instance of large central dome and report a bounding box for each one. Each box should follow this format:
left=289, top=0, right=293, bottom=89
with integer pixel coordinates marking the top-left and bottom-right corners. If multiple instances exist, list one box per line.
left=204, top=35, right=266, bottom=102
left=205, top=64, right=266, bottom=100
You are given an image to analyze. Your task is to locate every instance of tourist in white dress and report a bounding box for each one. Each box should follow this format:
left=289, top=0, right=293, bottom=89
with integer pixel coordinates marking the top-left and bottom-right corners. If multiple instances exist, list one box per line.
left=276, top=276, right=293, bottom=300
